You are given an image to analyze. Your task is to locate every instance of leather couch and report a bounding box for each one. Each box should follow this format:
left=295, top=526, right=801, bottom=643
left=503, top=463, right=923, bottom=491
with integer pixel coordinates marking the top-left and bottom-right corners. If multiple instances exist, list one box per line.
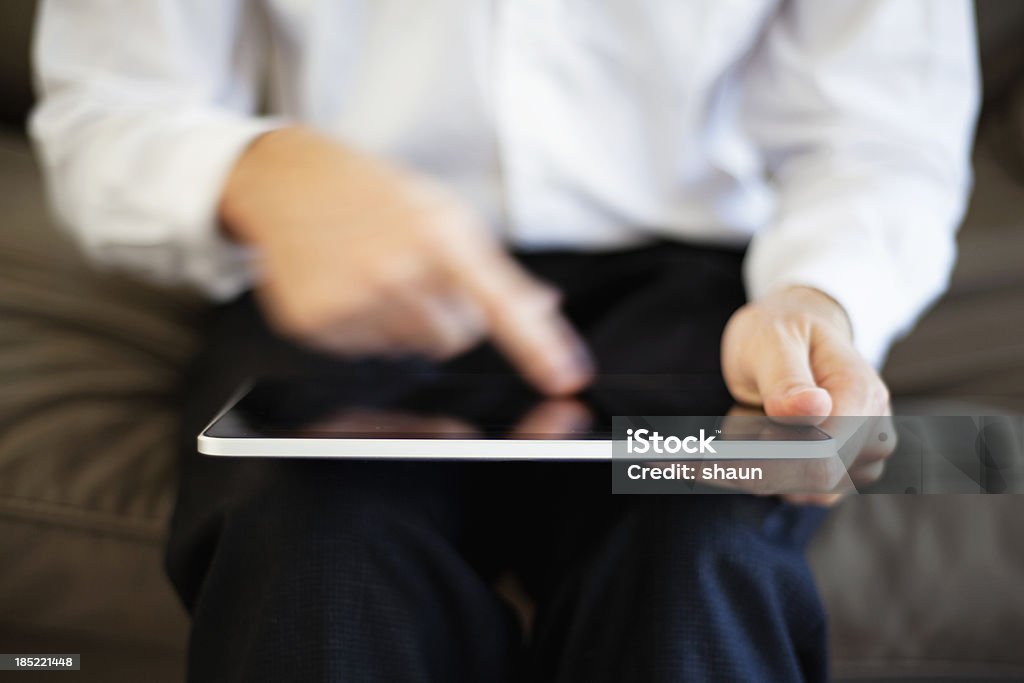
left=2, top=3, right=1023, bottom=680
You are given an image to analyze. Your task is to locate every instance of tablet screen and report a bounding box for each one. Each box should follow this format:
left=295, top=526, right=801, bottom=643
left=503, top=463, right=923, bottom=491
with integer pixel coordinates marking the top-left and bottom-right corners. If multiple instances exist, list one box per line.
left=203, top=372, right=829, bottom=443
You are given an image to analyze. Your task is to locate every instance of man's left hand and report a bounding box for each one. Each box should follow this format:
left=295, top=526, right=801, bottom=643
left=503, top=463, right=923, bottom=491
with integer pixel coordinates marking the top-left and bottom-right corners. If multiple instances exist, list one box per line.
left=721, top=286, right=893, bottom=505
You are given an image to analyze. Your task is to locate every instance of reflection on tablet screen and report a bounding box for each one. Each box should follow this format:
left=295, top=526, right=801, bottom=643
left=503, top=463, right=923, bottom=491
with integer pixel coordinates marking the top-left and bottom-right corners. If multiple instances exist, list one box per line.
left=205, top=372, right=730, bottom=440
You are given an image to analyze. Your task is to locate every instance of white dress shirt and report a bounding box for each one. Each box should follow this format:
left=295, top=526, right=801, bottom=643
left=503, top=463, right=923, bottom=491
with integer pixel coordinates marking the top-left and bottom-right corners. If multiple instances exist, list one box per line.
left=30, top=0, right=978, bottom=366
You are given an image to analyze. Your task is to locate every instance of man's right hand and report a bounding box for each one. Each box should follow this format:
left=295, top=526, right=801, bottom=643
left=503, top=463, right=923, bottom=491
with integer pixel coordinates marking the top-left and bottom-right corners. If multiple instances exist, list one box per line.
left=219, top=127, right=593, bottom=396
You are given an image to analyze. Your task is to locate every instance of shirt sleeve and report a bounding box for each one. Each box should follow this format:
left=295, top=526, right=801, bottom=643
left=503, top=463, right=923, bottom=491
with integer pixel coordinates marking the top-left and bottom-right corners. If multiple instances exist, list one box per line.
left=740, top=0, right=980, bottom=367
left=30, top=0, right=283, bottom=300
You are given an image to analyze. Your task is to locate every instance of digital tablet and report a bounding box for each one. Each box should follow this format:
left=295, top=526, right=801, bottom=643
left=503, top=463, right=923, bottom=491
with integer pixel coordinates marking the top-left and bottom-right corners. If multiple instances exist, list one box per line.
left=198, top=372, right=837, bottom=461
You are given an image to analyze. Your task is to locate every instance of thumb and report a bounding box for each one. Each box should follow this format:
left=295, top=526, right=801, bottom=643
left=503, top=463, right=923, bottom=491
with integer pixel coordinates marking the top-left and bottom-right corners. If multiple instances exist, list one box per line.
left=755, top=339, right=832, bottom=420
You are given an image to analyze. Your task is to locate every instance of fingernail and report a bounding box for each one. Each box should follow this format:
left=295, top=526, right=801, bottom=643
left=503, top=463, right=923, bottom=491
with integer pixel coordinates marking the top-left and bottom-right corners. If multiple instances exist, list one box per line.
left=546, top=353, right=593, bottom=394
left=546, top=364, right=586, bottom=394
left=784, top=386, right=821, bottom=399
left=541, top=321, right=594, bottom=394
left=570, top=337, right=595, bottom=378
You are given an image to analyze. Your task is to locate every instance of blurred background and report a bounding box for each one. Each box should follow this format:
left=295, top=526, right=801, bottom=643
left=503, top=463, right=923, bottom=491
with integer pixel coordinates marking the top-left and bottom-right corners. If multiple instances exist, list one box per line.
left=1, top=2, right=1023, bottom=681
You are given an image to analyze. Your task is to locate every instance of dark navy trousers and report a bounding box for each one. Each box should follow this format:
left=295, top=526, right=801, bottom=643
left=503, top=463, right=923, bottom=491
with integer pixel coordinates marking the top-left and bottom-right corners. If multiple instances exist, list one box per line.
left=166, top=243, right=830, bottom=682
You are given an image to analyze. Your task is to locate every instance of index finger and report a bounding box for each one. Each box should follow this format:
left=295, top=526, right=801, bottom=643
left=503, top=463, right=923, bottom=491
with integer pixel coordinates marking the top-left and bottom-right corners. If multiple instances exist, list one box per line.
left=439, top=235, right=593, bottom=396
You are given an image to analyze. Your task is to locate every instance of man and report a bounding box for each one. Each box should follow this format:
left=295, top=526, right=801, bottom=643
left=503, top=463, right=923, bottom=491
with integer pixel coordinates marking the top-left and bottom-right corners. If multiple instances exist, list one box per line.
left=31, top=1, right=977, bottom=680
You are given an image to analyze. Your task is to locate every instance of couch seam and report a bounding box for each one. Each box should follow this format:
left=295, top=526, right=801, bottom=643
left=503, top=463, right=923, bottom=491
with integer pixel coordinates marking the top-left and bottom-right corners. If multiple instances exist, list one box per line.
left=0, top=499, right=167, bottom=542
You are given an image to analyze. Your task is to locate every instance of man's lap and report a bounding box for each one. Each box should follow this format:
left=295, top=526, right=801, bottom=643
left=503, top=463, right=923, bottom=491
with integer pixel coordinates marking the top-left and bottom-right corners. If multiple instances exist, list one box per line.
left=165, top=243, right=830, bottom=681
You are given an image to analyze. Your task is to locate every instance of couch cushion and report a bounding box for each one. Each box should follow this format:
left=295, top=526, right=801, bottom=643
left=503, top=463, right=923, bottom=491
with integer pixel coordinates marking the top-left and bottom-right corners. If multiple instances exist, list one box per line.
left=0, top=134, right=197, bottom=645
left=812, top=495, right=1024, bottom=680
left=884, top=120, right=1024, bottom=412
left=812, top=108, right=1024, bottom=679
